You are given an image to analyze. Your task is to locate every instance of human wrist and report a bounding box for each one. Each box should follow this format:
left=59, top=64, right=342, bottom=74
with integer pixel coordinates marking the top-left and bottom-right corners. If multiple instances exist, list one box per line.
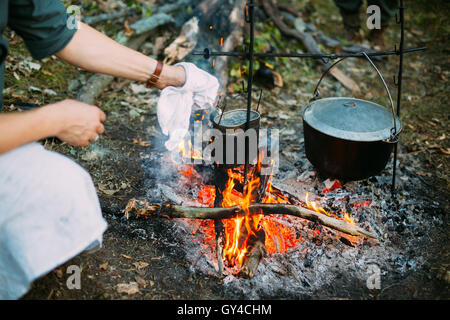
left=155, top=65, right=186, bottom=90
left=39, top=101, right=66, bottom=137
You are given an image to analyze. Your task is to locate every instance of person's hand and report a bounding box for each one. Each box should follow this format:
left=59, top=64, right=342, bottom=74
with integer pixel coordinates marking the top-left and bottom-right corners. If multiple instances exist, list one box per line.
left=45, top=99, right=106, bottom=147
left=155, top=65, right=186, bottom=90
left=176, top=62, right=219, bottom=106
left=157, top=63, right=219, bottom=151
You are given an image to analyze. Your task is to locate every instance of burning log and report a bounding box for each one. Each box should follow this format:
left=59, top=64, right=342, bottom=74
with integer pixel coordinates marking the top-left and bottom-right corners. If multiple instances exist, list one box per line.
left=214, top=220, right=225, bottom=275
left=124, top=199, right=377, bottom=239
left=239, top=227, right=267, bottom=279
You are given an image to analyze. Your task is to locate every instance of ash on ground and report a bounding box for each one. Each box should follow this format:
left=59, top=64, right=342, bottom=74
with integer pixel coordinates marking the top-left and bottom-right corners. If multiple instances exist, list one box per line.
left=131, top=127, right=448, bottom=299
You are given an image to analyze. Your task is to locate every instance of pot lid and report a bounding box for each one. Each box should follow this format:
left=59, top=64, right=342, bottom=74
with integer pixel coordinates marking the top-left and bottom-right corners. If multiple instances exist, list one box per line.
left=214, top=109, right=260, bottom=128
left=303, top=97, right=402, bottom=142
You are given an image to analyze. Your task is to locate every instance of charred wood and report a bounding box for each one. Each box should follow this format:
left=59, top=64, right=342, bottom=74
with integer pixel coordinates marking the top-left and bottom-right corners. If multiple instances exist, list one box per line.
left=124, top=199, right=378, bottom=239
left=239, top=227, right=267, bottom=279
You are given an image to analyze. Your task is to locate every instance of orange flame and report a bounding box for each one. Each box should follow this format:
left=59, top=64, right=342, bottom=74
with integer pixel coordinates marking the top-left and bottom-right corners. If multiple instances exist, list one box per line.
left=305, top=192, right=355, bottom=225
left=186, top=161, right=303, bottom=266
left=221, top=166, right=262, bottom=265
left=178, top=138, right=203, bottom=160
left=181, top=165, right=355, bottom=268
left=219, top=164, right=301, bottom=266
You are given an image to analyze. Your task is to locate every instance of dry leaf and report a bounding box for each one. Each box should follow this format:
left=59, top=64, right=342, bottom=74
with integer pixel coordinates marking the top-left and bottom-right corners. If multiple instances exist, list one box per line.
left=272, top=71, right=283, bottom=87
left=123, top=19, right=134, bottom=37
left=41, top=69, right=53, bottom=76
left=133, top=261, right=149, bottom=269
left=116, top=282, right=140, bottom=295
left=120, top=254, right=132, bottom=259
left=163, top=17, right=199, bottom=64
left=99, top=262, right=108, bottom=271
left=54, top=268, right=63, bottom=279
left=98, top=183, right=118, bottom=195
left=135, top=276, right=147, bottom=289
left=129, top=83, right=149, bottom=94
left=133, top=138, right=150, bottom=147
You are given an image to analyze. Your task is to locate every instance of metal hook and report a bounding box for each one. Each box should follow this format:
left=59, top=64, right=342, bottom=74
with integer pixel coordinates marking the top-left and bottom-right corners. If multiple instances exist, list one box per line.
left=217, top=99, right=228, bottom=125
left=389, top=127, right=399, bottom=144
left=215, top=95, right=223, bottom=110
left=203, top=47, right=210, bottom=60
left=256, top=89, right=263, bottom=112
left=241, top=79, right=248, bottom=93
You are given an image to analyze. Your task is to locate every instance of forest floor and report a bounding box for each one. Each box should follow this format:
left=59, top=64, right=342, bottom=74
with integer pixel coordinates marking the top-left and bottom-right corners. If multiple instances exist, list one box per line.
left=2, top=0, right=448, bottom=299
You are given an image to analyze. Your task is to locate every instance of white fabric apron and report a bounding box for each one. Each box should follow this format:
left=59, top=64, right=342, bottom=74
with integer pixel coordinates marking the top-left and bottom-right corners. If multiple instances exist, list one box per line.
left=0, top=143, right=107, bottom=299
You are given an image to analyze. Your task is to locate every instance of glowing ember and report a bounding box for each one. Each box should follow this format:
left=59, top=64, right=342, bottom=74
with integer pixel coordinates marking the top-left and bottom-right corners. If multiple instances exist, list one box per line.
left=176, top=158, right=356, bottom=270
left=197, top=185, right=216, bottom=206
left=322, top=180, right=343, bottom=193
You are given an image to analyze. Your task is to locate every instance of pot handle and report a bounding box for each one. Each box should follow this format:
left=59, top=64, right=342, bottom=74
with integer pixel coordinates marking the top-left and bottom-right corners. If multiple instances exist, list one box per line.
left=311, top=52, right=398, bottom=143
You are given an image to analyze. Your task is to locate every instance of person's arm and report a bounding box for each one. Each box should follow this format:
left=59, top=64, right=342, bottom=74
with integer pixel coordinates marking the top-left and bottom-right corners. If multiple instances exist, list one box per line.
left=0, top=100, right=105, bottom=154
left=55, top=22, right=185, bottom=90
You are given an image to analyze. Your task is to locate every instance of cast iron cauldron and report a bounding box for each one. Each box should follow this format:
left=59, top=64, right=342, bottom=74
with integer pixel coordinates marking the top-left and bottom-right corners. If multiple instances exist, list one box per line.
left=302, top=53, right=402, bottom=180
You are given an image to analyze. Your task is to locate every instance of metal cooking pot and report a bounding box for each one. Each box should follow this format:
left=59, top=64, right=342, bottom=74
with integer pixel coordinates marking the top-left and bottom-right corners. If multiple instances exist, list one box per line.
left=302, top=53, right=402, bottom=180
left=213, top=108, right=261, bottom=167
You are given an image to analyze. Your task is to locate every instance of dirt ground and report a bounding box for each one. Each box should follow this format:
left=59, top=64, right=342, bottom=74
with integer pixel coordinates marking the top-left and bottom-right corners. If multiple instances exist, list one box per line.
left=2, top=0, right=448, bottom=300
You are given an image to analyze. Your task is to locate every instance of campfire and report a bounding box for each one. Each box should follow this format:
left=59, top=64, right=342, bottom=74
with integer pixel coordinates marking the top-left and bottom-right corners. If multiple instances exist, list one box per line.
left=123, top=0, right=423, bottom=281
left=125, top=124, right=376, bottom=278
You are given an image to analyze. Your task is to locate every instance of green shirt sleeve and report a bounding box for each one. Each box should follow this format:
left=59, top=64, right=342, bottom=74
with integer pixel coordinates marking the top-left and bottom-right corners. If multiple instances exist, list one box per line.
left=8, top=0, right=77, bottom=60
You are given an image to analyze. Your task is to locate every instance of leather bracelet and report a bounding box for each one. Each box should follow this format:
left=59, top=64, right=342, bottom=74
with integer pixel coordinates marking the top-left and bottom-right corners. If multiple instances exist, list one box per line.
left=146, top=60, right=164, bottom=88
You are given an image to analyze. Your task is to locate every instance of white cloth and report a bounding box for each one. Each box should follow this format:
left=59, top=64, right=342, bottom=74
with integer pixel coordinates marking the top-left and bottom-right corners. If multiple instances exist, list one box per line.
left=0, top=143, right=107, bottom=299
left=157, top=62, right=219, bottom=151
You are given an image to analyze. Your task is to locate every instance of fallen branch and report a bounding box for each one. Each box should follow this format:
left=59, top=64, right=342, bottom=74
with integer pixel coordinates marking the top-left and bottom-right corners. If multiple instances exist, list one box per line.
left=278, top=10, right=383, bottom=61
left=261, top=0, right=360, bottom=94
left=82, top=8, right=136, bottom=26
left=124, top=199, right=377, bottom=239
left=129, top=13, right=173, bottom=36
